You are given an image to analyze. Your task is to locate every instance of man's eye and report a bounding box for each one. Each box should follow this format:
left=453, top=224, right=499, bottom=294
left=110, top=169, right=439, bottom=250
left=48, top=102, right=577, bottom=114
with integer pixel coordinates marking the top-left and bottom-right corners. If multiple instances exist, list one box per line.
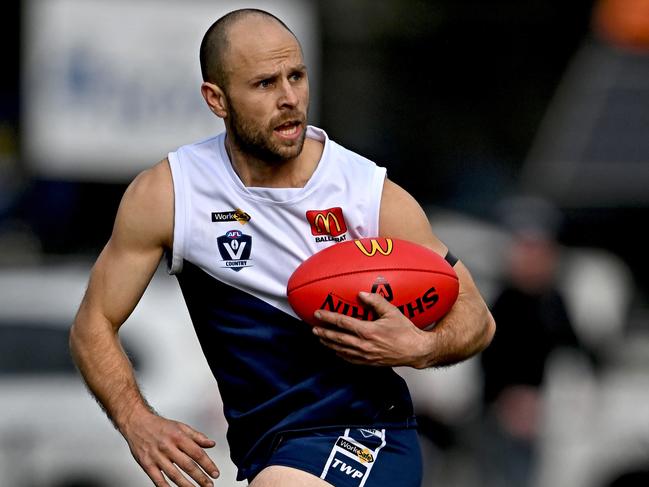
left=259, top=79, right=272, bottom=88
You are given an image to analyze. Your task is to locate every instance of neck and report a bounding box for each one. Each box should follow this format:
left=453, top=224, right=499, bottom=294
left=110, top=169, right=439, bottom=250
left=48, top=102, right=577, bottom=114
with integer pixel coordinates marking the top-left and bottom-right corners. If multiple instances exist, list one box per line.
left=224, top=132, right=322, bottom=188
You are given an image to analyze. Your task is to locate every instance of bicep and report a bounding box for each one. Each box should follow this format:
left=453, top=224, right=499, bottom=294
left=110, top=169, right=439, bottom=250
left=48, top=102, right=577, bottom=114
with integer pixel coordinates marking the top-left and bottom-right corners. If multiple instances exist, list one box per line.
left=378, top=178, right=479, bottom=297
left=77, top=161, right=173, bottom=330
left=379, top=178, right=446, bottom=254
left=82, top=238, right=163, bottom=330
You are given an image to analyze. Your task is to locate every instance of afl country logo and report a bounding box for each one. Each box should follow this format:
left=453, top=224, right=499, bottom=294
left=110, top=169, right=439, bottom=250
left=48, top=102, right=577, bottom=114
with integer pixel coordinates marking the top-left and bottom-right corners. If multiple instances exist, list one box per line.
left=355, top=238, right=393, bottom=257
left=217, top=230, right=253, bottom=272
left=306, top=207, right=348, bottom=243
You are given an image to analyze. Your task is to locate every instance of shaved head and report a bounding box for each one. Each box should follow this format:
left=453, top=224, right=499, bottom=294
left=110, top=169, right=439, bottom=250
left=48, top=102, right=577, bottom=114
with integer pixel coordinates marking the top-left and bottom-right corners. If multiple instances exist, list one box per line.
left=200, top=9, right=299, bottom=90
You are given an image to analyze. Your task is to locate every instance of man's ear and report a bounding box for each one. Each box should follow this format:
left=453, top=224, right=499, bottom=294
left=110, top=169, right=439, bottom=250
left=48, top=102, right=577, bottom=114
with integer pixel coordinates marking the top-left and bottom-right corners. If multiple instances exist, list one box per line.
left=201, top=82, right=228, bottom=118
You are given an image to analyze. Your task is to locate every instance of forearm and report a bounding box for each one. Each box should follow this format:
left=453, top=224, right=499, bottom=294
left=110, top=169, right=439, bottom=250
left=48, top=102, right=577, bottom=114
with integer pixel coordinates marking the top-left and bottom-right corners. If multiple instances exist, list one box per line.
left=70, top=305, right=220, bottom=486
left=416, top=292, right=495, bottom=369
left=69, top=310, right=153, bottom=433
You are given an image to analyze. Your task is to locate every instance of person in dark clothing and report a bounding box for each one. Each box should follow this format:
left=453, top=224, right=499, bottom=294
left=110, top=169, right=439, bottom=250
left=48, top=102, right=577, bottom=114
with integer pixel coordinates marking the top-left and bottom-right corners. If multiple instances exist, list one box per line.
left=479, top=197, right=581, bottom=487
left=482, top=234, right=579, bottom=406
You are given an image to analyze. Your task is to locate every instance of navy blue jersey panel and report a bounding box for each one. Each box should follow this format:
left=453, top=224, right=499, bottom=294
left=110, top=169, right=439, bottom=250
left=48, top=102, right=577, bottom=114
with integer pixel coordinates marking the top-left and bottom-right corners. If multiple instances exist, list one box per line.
left=175, top=261, right=414, bottom=477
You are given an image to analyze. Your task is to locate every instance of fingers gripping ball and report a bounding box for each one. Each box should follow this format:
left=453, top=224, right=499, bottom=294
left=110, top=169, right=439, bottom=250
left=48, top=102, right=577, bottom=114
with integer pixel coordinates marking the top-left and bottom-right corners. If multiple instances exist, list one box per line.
left=287, top=238, right=459, bottom=329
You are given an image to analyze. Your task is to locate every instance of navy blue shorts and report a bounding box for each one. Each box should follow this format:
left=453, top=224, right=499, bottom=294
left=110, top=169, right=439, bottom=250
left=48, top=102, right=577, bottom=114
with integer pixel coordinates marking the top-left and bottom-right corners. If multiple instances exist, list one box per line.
left=264, top=427, right=422, bottom=486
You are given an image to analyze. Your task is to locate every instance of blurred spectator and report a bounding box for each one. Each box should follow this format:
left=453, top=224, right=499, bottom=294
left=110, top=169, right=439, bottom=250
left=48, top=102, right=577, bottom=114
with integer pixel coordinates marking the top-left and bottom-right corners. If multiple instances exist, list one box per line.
left=0, top=123, right=18, bottom=221
left=0, top=123, right=41, bottom=264
left=478, top=196, right=583, bottom=487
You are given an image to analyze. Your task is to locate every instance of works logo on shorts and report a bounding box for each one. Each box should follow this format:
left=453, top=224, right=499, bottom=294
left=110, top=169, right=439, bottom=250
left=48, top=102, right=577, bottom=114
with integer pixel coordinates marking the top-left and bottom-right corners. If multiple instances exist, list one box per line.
left=336, top=437, right=375, bottom=464
left=217, top=230, right=252, bottom=272
left=306, top=207, right=348, bottom=243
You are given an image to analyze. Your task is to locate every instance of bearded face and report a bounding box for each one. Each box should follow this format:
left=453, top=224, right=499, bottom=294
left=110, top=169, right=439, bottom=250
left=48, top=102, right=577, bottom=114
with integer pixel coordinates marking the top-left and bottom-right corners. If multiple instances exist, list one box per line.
left=226, top=96, right=308, bottom=163
left=204, top=16, right=311, bottom=164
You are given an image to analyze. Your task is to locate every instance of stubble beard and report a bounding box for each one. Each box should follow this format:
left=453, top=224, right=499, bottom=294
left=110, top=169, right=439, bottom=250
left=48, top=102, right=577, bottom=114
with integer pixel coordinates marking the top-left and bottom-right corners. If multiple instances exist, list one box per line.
left=227, top=101, right=308, bottom=164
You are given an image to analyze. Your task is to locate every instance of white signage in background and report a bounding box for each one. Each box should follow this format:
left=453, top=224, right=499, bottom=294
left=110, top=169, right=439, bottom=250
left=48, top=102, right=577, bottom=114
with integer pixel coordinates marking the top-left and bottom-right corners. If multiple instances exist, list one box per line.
left=22, top=0, right=319, bottom=181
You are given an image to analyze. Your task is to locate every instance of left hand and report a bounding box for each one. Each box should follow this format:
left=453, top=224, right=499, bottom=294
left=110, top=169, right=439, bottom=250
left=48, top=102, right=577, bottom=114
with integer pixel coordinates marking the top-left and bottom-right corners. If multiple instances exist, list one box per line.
left=312, top=291, right=431, bottom=368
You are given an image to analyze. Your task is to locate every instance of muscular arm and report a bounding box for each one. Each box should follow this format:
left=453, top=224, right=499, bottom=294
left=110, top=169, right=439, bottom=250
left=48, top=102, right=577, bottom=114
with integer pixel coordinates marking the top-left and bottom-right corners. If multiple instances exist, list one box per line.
left=313, top=178, right=495, bottom=369
left=69, top=161, right=219, bottom=487
left=377, top=179, right=495, bottom=367
left=70, top=162, right=171, bottom=428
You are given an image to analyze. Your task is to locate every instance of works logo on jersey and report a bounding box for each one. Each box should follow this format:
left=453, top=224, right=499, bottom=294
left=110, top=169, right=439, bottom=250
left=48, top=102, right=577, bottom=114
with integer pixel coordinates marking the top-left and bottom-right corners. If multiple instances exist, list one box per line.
left=211, top=208, right=251, bottom=225
left=306, top=207, right=348, bottom=243
left=217, top=230, right=253, bottom=272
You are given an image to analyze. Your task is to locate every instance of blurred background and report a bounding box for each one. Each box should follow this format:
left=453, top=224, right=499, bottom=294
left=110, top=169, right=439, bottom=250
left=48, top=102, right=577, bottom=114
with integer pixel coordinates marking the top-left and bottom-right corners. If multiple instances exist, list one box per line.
left=1, top=0, right=649, bottom=486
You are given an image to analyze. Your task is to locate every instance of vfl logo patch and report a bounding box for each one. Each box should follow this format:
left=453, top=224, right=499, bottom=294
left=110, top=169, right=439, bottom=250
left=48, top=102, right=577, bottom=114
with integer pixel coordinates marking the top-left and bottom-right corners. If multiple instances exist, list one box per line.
left=355, top=238, right=393, bottom=257
left=211, top=208, right=251, bottom=225
left=217, top=230, right=252, bottom=272
left=359, top=429, right=382, bottom=439
left=335, top=438, right=375, bottom=464
left=306, top=207, right=348, bottom=243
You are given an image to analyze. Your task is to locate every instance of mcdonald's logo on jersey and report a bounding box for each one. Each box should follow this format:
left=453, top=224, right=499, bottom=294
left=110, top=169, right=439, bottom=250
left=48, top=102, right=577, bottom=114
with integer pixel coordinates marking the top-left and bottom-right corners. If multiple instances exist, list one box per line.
left=354, top=238, right=393, bottom=257
left=306, top=207, right=348, bottom=242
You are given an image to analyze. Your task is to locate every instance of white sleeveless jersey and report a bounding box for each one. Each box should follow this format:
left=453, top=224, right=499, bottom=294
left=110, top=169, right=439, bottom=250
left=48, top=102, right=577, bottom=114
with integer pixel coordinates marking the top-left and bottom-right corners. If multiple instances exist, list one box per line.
left=168, top=125, right=386, bottom=313
left=166, top=125, right=414, bottom=480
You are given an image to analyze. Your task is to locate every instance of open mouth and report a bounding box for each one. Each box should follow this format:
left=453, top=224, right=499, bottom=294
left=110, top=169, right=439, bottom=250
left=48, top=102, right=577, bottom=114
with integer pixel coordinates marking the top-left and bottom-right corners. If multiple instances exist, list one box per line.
left=274, top=121, right=302, bottom=139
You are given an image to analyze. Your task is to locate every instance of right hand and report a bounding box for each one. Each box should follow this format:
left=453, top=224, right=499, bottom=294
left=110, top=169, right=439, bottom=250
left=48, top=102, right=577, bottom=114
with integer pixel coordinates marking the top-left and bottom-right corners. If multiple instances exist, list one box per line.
left=122, top=410, right=220, bottom=486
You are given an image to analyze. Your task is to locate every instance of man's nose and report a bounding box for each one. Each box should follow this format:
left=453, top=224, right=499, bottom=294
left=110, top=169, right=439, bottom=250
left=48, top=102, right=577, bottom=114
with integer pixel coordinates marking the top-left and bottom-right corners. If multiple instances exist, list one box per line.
left=278, top=79, right=298, bottom=108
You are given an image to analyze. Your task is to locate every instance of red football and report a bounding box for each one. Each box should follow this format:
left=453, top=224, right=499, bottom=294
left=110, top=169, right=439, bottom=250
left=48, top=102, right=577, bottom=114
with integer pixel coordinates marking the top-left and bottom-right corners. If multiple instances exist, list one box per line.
left=287, top=238, right=459, bottom=330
